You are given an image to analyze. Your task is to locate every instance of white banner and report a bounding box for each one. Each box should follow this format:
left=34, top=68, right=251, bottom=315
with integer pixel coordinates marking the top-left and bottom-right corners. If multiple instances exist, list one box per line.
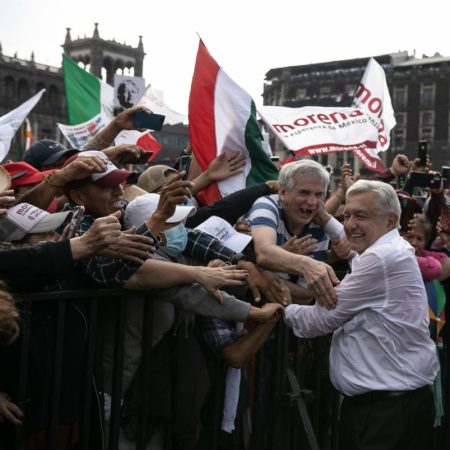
left=57, top=113, right=108, bottom=149
left=257, top=105, right=386, bottom=172
left=0, top=89, right=45, bottom=162
left=138, top=86, right=187, bottom=125
left=258, top=58, right=397, bottom=173
left=352, top=58, right=396, bottom=152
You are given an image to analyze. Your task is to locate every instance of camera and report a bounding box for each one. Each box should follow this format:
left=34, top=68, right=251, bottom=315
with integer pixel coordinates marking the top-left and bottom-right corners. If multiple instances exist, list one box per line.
left=409, top=172, right=441, bottom=189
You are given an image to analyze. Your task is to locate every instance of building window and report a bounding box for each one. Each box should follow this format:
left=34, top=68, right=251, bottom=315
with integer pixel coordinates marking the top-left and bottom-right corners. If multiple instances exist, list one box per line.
left=296, top=88, right=307, bottom=99
left=420, top=111, right=434, bottom=127
left=17, top=79, right=30, bottom=99
left=419, top=127, right=434, bottom=143
left=48, top=85, right=60, bottom=108
left=395, top=113, right=407, bottom=127
left=393, top=86, right=407, bottom=109
left=393, top=128, right=406, bottom=150
left=320, top=86, right=331, bottom=97
left=3, top=76, right=15, bottom=98
left=421, top=84, right=435, bottom=108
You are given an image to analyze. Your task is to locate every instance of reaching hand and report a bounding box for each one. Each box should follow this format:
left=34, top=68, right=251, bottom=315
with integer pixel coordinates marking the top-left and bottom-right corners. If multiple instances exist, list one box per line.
left=247, top=303, right=285, bottom=323
left=265, top=180, right=279, bottom=194
left=331, top=238, right=352, bottom=260
left=0, top=392, right=23, bottom=426
left=340, top=163, right=360, bottom=193
left=79, top=211, right=123, bottom=254
left=312, top=203, right=332, bottom=227
left=102, top=144, right=149, bottom=165
left=196, top=265, right=248, bottom=303
left=112, top=106, right=152, bottom=131
left=206, top=152, right=246, bottom=182
left=282, top=234, right=318, bottom=256
left=152, top=173, right=193, bottom=223
left=99, top=227, right=156, bottom=264
left=390, top=154, right=411, bottom=177
left=234, top=219, right=251, bottom=234
left=53, top=156, right=107, bottom=185
left=300, top=258, right=339, bottom=309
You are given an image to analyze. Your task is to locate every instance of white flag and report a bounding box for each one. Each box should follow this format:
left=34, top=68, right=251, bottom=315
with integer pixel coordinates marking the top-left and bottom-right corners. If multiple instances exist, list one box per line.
left=138, top=86, right=187, bottom=125
left=0, top=89, right=45, bottom=162
left=352, top=58, right=396, bottom=152
left=350, top=58, right=396, bottom=170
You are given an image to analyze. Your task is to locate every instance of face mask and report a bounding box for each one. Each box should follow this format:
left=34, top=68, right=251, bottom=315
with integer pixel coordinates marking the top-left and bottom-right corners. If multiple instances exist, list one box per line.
left=163, top=224, right=188, bottom=256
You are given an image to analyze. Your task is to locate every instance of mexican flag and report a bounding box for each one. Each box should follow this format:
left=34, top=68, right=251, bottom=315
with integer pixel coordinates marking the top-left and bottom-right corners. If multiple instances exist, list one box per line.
left=62, top=54, right=114, bottom=125
left=61, top=54, right=160, bottom=156
left=189, top=40, right=278, bottom=205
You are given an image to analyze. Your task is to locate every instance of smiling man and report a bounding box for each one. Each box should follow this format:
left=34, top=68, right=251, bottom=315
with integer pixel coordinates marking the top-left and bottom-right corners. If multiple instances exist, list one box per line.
left=248, top=160, right=342, bottom=306
left=284, top=180, right=438, bottom=450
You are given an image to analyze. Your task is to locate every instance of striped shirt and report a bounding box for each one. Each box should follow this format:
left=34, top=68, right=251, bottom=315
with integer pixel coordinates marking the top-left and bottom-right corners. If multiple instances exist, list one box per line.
left=247, top=194, right=329, bottom=259
left=246, top=194, right=332, bottom=286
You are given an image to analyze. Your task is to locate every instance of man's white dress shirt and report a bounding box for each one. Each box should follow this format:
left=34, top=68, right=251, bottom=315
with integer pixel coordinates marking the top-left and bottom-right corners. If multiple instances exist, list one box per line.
left=284, top=229, right=439, bottom=396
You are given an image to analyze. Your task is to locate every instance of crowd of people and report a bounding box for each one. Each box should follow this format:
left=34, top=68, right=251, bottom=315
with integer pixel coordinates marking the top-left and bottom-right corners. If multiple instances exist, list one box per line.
left=0, top=105, right=449, bottom=450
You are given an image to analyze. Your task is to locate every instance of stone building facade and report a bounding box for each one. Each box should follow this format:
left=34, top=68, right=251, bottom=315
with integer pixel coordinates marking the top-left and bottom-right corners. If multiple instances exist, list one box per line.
left=0, top=24, right=187, bottom=164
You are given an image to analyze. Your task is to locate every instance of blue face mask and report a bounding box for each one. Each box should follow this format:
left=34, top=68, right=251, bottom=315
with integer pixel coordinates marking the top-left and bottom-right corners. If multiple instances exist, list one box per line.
left=163, top=224, right=188, bottom=256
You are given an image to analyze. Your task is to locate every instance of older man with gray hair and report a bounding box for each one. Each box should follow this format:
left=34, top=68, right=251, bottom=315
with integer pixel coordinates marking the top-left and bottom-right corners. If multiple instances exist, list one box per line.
left=284, top=179, right=438, bottom=450
left=248, top=159, right=344, bottom=306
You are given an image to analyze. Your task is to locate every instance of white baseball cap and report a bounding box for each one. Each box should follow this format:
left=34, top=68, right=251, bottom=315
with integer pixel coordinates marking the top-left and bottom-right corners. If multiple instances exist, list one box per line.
left=124, top=193, right=196, bottom=228
left=0, top=203, right=71, bottom=241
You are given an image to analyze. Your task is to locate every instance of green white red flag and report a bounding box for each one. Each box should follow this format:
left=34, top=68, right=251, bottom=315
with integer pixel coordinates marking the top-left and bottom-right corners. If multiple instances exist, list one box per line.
left=188, top=40, right=278, bottom=205
left=61, top=54, right=161, bottom=156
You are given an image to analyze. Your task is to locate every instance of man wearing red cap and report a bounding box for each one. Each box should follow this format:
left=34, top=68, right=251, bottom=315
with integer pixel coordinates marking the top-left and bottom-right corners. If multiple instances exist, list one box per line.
left=64, top=151, right=281, bottom=323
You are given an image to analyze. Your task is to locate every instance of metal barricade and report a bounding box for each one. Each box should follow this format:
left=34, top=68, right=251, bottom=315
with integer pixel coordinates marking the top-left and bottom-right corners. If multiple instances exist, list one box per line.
left=3, top=289, right=155, bottom=450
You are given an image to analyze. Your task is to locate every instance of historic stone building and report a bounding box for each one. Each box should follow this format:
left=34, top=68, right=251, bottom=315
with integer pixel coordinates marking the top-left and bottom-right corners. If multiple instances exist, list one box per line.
left=0, top=24, right=187, bottom=163
left=263, top=51, right=450, bottom=172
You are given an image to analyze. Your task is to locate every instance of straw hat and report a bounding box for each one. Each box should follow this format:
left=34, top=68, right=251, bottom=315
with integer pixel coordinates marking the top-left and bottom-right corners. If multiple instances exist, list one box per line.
left=0, top=166, right=11, bottom=192
left=123, top=185, right=148, bottom=202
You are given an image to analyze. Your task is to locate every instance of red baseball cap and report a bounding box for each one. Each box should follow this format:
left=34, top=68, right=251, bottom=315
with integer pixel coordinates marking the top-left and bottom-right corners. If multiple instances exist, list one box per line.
left=2, top=162, right=54, bottom=189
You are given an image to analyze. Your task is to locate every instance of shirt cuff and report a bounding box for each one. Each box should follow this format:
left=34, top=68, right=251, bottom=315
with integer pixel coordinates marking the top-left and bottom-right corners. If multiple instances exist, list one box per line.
left=323, top=216, right=345, bottom=241
left=284, top=304, right=300, bottom=329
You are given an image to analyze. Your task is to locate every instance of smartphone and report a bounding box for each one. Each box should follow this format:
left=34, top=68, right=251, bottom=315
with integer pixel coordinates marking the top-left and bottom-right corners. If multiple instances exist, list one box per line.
left=442, top=166, right=450, bottom=188
left=399, top=196, right=421, bottom=232
left=409, top=171, right=441, bottom=189
left=179, top=155, right=192, bottom=180
left=133, top=111, right=165, bottom=131
left=66, top=206, right=85, bottom=239
left=417, top=140, right=428, bottom=166
left=441, top=203, right=450, bottom=233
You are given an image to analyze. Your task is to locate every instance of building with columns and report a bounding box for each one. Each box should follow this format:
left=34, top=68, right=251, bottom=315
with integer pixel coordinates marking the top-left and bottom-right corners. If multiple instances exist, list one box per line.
left=0, top=24, right=187, bottom=164
left=62, top=23, right=145, bottom=85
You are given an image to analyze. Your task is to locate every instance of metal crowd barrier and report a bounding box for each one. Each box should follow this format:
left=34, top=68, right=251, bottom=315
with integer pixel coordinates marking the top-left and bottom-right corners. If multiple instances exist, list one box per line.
left=6, top=286, right=448, bottom=450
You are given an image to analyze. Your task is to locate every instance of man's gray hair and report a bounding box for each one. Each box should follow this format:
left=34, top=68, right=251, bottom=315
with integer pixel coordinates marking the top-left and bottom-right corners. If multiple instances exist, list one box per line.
left=347, top=180, right=401, bottom=225
left=279, top=159, right=330, bottom=192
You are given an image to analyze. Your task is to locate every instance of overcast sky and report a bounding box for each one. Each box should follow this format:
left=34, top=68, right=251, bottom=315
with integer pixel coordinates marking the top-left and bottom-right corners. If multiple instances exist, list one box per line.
left=2, top=0, right=449, bottom=115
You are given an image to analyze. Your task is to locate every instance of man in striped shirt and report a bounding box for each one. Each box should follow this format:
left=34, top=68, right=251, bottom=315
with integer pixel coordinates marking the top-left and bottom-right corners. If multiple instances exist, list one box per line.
left=247, top=160, right=344, bottom=308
